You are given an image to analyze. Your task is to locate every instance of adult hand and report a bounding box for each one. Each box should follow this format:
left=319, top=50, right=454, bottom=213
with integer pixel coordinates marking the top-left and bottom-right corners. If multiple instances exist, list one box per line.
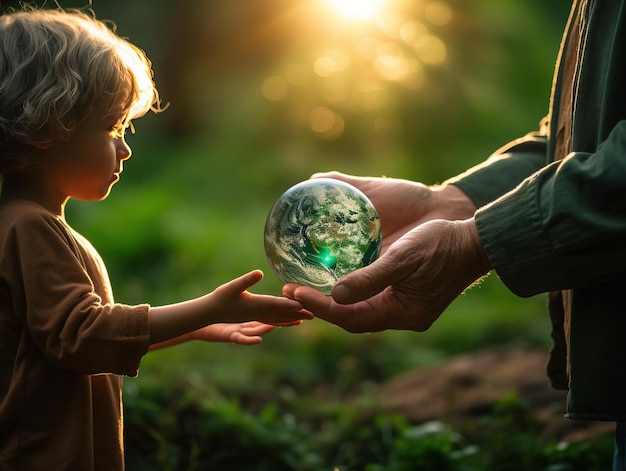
left=283, top=218, right=492, bottom=333
left=310, top=171, right=477, bottom=248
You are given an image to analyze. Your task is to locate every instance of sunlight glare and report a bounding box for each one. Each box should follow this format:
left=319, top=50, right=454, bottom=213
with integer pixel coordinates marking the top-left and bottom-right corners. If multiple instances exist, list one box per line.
left=326, top=0, right=385, bottom=21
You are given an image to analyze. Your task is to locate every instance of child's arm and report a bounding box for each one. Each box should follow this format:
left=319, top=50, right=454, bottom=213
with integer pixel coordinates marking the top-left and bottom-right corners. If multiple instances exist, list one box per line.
left=148, top=270, right=312, bottom=346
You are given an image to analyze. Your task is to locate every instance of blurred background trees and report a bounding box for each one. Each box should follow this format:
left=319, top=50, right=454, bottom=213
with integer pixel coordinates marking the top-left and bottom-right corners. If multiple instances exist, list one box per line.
left=52, top=0, right=569, bottom=306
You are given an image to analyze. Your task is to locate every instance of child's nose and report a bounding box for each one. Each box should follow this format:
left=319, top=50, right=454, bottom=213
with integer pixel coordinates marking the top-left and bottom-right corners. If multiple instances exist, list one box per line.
left=116, top=137, right=132, bottom=161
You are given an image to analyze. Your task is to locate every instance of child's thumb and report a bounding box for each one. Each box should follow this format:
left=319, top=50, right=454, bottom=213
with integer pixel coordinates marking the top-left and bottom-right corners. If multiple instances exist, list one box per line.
left=221, top=270, right=264, bottom=295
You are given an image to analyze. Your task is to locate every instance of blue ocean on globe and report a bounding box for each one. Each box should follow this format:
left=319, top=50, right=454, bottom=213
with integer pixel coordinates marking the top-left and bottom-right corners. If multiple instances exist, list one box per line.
left=264, top=178, right=382, bottom=294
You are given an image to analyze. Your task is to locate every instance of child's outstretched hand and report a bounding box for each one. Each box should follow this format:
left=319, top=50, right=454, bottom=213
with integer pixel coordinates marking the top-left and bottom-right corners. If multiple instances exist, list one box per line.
left=150, top=321, right=288, bottom=350
left=208, top=270, right=313, bottom=325
left=191, top=321, right=278, bottom=345
left=149, top=269, right=313, bottom=347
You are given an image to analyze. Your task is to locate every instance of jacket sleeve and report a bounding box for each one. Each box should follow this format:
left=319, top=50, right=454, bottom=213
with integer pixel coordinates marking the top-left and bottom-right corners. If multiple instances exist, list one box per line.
left=445, top=128, right=548, bottom=208
left=475, top=119, right=626, bottom=297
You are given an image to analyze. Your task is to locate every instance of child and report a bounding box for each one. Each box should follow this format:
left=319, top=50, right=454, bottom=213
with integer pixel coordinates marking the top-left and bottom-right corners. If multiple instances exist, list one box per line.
left=0, top=7, right=312, bottom=470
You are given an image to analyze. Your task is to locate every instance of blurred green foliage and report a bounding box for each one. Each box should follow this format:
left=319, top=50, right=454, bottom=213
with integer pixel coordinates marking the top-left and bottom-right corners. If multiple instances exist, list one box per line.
left=61, top=0, right=569, bottom=306
left=5, top=0, right=608, bottom=468
left=61, top=0, right=564, bottom=373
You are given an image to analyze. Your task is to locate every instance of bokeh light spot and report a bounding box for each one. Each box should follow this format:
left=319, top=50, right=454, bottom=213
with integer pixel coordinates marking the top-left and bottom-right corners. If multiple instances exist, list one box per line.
left=400, top=21, right=428, bottom=47
left=261, top=75, right=288, bottom=101
left=314, top=56, right=336, bottom=77
left=375, top=42, right=409, bottom=81
left=414, top=35, right=447, bottom=65
left=425, top=1, right=453, bottom=26
left=309, top=106, right=345, bottom=140
left=314, top=49, right=350, bottom=77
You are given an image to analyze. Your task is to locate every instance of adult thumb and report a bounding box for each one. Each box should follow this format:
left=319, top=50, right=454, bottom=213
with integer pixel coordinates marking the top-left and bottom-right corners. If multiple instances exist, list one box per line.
left=331, top=256, right=397, bottom=304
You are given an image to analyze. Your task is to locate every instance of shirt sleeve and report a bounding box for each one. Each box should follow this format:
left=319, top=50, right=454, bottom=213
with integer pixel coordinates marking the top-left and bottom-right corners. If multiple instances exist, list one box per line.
left=6, top=211, right=150, bottom=376
left=475, top=119, right=626, bottom=297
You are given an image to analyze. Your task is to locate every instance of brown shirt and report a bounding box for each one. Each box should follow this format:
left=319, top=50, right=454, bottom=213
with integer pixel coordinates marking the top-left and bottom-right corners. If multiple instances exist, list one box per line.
left=0, top=199, right=150, bottom=470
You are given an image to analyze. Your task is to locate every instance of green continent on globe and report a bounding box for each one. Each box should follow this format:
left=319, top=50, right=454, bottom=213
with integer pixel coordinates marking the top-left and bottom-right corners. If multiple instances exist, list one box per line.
left=264, top=178, right=382, bottom=295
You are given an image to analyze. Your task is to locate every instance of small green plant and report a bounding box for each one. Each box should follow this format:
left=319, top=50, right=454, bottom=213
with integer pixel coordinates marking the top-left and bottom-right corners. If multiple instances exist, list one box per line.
left=124, top=385, right=326, bottom=471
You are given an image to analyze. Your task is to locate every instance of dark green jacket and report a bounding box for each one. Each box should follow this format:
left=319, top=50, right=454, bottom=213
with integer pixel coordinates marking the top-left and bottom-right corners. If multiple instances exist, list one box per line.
left=450, top=0, right=626, bottom=421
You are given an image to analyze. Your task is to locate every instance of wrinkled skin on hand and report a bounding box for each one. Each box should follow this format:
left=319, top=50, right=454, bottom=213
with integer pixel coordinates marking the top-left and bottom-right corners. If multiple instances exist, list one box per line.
left=283, top=173, right=491, bottom=333
left=284, top=219, right=491, bottom=332
left=310, top=171, right=477, bottom=249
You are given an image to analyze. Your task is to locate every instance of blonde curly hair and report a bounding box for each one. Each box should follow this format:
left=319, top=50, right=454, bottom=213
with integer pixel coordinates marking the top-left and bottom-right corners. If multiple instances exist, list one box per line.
left=0, top=7, right=162, bottom=174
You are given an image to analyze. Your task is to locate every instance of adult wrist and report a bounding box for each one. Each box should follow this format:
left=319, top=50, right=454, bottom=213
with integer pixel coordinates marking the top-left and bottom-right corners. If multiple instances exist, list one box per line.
left=431, top=184, right=478, bottom=220
left=463, top=217, right=493, bottom=277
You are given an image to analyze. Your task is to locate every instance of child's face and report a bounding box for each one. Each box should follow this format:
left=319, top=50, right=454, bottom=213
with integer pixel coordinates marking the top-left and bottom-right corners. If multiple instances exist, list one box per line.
left=43, top=107, right=132, bottom=203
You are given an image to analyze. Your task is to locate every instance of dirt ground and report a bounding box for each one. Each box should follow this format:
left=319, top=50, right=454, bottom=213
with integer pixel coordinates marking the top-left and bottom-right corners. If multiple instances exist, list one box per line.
left=375, top=347, right=615, bottom=443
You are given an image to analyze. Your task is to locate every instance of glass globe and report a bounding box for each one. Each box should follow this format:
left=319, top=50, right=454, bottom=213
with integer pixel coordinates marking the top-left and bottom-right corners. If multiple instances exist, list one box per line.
left=264, top=178, right=382, bottom=294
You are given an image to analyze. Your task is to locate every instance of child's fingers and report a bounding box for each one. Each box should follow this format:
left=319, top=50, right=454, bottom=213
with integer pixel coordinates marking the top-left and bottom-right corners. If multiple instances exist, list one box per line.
left=230, top=332, right=264, bottom=345
left=239, top=322, right=275, bottom=335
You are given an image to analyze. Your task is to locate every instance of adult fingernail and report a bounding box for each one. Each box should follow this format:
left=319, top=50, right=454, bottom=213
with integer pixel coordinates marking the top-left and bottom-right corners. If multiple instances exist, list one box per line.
left=332, top=284, right=351, bottom=303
